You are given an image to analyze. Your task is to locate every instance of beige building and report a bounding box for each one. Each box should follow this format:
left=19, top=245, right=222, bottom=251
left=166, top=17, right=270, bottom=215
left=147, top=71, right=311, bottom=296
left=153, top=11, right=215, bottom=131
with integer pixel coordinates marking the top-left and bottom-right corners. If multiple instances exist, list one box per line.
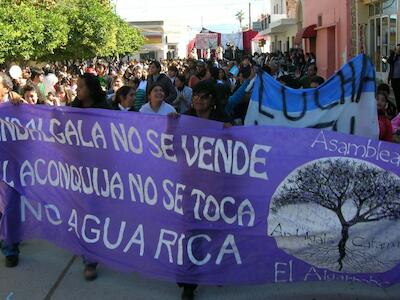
left=264, top=0, right=299, bottom=52
left=129, top=21, right=195, bottom=60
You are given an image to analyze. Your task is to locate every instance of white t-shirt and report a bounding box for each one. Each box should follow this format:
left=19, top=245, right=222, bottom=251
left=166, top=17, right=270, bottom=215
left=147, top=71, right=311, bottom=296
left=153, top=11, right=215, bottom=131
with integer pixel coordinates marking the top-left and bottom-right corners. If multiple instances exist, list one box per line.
left=139, top=101, right=176, bottom=115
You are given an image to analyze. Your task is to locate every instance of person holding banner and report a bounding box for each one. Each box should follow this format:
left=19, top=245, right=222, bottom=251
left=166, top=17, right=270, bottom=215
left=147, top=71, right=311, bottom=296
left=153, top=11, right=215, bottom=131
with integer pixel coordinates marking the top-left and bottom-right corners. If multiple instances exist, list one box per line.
left=177, top=79, right=231, bottom=300
left=71, top=73, right=112, bottom=280
left=139, top=84, right=176, bottom=115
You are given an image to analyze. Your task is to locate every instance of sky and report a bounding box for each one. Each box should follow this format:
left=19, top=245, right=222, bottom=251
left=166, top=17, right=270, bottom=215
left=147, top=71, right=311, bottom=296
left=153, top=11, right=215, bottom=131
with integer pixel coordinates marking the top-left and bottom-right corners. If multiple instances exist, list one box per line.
left=113, top=0, right=271, bottom=33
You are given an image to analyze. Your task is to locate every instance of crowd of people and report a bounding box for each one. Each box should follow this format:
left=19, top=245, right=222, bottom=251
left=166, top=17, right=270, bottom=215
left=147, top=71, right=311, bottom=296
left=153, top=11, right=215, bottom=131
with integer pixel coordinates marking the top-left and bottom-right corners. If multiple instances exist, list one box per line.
left=0, top=46, right=400, bottom=300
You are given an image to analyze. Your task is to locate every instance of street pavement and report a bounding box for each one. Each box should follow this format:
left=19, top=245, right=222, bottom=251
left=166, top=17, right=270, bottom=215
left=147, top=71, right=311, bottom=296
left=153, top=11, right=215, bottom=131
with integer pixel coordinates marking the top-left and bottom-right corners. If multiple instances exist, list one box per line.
left=0, top=240, right=399, bottom=300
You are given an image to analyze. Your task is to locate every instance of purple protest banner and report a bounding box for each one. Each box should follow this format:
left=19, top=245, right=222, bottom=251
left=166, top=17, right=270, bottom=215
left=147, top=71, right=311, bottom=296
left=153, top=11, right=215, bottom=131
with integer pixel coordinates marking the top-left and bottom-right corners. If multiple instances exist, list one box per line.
left=0, top=103, right=399, bottom=286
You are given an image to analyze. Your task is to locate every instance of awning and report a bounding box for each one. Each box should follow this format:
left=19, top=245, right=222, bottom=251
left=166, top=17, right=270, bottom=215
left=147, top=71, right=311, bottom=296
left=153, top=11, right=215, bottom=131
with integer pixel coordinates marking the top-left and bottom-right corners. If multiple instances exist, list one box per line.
left=252, top=32, right=268, bottom=41
left=294, top=24, right=317, bottom=45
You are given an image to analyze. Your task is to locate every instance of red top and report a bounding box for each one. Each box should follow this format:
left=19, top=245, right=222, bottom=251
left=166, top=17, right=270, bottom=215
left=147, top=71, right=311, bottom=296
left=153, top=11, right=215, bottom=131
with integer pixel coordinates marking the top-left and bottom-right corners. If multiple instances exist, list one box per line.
left=378, top=114, right=393, bottom=142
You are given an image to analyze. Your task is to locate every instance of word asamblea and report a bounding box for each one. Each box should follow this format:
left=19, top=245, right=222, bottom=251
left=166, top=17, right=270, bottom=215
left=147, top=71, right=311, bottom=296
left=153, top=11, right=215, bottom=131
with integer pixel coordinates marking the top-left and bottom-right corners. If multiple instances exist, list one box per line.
left=21, top=198, right=242, bottom=267
left=311, top=131, right=400, bottom=167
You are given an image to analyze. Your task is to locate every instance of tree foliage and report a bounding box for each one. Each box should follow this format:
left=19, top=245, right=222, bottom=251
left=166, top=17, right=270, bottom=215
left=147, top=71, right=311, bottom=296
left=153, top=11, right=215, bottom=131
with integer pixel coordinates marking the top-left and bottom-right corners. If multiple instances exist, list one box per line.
left=0, top=0, right=144, bottom=63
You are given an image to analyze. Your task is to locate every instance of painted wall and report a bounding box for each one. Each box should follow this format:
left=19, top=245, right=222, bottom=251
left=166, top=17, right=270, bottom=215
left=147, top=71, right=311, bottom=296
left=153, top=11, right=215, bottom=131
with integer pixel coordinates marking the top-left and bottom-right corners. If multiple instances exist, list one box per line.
left=303, top=0, right=351, bottom=79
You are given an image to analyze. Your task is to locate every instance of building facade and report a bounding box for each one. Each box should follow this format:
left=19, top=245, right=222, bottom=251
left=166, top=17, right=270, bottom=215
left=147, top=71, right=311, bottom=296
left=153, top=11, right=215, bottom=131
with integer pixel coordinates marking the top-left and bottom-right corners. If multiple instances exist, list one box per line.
left=300, top=0, right=399, bottom=79
left=266, top=0, right=299, bottom=52
left=129, top=21, right=195, bottom=60
left=301, top=0, right=352, bottom=79
left=354, top=0, right=399, bottom=80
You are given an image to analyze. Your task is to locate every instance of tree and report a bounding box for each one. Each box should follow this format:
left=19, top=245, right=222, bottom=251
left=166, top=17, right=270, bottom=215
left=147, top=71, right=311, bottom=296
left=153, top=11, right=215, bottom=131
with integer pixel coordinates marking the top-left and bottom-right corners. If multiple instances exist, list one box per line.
left=235, top=10, right=245, bottom=30
left=271, top=158, right=400, bottom=271
left=0, top=0, right=144, bottom=64
left=114, top=16, right=145, bottom=56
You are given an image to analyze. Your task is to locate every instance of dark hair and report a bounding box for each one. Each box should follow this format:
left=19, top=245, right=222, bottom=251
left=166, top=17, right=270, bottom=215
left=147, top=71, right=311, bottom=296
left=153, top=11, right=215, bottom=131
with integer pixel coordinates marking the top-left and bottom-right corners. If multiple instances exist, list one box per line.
left=176, top=75, right=187, bottom=85
left=79, top=73, right=106, bottom=103
left=114, top=85, right=134, bottom=105
left=147, top=83, right=165, bottom=96
left=309, top=76, right=325, bottom=86
left=150, top=61, right=161, bottom=72
left=240, top=67, right=251, bottom=80
left=168, top=65, right=178, bottom=74
left=309, top=64, right=318, bottom=72
left=30, top=68, right=43, bottom=80
left=21, top=84, right=37, bottom=96
left=377, top=91, right=389, bottom=102
left=210, top=67, right=220, bottom=81
left=377, top=83, right=391, bottom=95
left=192, top=79, right=216, bottom=101
left=0, top=72, right=13, bottom=90
left=278, top=75, right=300, bottom=89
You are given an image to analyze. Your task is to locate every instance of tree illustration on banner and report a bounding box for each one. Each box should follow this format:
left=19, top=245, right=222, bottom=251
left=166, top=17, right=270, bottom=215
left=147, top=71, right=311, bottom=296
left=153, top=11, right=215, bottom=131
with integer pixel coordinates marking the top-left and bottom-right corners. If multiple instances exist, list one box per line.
left=268, top=158, right=400, bottom=273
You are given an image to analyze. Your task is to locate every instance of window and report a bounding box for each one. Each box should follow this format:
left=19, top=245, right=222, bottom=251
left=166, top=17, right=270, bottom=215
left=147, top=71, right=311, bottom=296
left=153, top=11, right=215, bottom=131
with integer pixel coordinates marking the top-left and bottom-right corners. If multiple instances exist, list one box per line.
left=368, top=0, right=398, bottom=73
left=318, top=15, right=322, bottom=27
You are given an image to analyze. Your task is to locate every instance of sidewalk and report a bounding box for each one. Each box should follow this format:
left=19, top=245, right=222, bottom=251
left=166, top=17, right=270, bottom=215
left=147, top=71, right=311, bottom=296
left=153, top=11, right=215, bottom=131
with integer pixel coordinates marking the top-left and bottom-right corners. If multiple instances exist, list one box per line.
left=0, top=240, right=399, bottom=300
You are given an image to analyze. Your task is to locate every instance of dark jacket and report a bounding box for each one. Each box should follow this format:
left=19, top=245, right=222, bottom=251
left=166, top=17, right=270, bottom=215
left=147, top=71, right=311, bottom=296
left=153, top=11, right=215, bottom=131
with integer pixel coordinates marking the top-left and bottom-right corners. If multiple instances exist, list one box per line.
left=388, top=52, right=400, bottom=79
left=112, top=101, right=136, bottom=111
left=184, top=108, right=232, bottom=124
left=71, top=98, right=112, bottom=109
left=145, top=73, right=177, bottom=104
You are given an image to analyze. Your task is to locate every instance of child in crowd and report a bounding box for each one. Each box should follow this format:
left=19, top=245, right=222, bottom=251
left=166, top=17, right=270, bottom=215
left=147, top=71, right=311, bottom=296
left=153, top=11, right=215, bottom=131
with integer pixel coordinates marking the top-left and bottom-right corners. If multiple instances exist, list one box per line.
left=376, top=92, right=393, bottom=142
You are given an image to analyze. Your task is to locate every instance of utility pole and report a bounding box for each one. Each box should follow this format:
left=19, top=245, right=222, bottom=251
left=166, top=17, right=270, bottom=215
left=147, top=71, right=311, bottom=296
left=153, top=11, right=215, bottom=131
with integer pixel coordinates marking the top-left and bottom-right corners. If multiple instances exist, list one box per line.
left=249, top=2, right=252, bottom=30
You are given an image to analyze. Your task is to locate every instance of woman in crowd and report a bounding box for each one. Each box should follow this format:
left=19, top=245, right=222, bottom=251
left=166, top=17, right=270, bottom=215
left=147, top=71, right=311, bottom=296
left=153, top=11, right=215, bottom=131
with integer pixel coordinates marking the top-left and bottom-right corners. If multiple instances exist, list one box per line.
left=178, top=80, right=232, bottom=300
left=56, top=85, right=74, bottom=106
left=71, top=73, right=112, bottom=281
left=185, top=79, right=232, bottom=125
left=376, top=92, right=393, bottom=142
left=139, top=84, right=176, bottom=115
left=107, top=75, right=125, bottom=104
left=21, top=84, right=38, bottom=105
left=71, top=73, right=111, bottom=110
left=173, top=75, right=192, bottom=113
left=112, top=85, right=136, bottom=112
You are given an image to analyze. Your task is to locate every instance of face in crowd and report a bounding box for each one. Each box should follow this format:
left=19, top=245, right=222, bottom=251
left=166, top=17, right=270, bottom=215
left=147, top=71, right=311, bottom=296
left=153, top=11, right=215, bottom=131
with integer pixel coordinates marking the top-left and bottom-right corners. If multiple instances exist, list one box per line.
left=96, top=64, right=106, bottom=77
left=0, top=75, right=9, bottom=101
left=376, top=93, right=388, bottom=112
left=77, top=78, right=90, bottom=102
left=24, top=89, right=38, bottom=104
left=396, top=44, right=400, bottom=55
left=196, top=64, right=207, bottom=77
left=113, top=77, right=124, bottom=92
left=149, top=63, right=161, bottom=76
left=149, top=85, right=165, bottom=106
left=193, top=91, right=213, bottom=113
left=175, top=77, right=185, bottom=89
left=307, top=65, right=317, bottom=77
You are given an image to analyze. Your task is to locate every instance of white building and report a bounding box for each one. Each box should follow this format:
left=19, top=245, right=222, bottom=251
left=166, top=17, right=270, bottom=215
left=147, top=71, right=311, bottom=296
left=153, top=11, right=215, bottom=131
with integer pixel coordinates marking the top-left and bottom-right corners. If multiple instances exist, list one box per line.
left=129, top=20, right=196, bottom=60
